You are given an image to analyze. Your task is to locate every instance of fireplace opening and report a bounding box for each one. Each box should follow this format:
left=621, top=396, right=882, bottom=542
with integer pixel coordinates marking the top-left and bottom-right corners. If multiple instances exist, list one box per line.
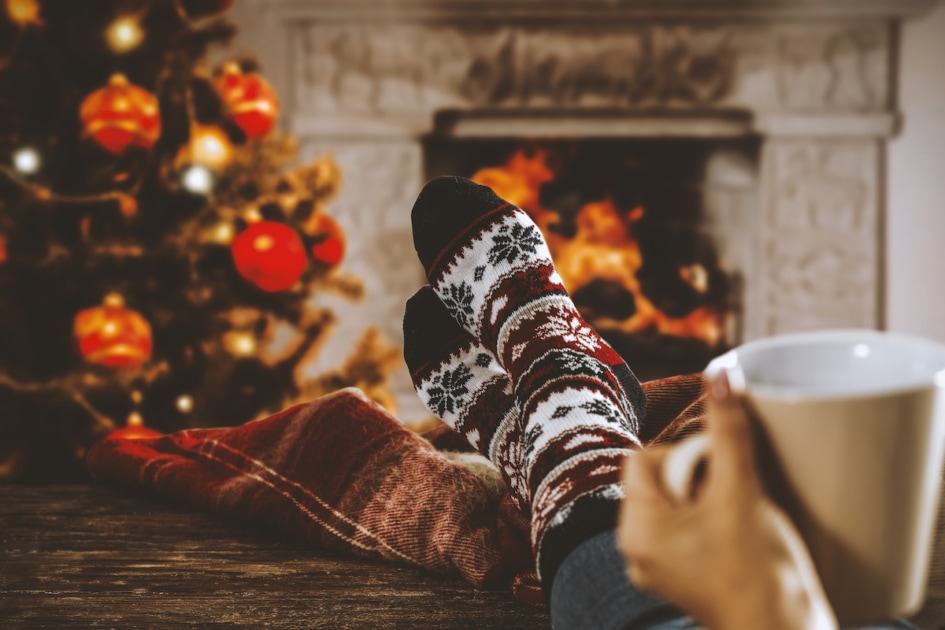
left=423, top=136, right=761, bottom=381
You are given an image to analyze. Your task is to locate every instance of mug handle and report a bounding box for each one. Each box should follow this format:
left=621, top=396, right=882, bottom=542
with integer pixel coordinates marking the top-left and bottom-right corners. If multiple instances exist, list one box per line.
left=662, top=434, right=711, bottom=503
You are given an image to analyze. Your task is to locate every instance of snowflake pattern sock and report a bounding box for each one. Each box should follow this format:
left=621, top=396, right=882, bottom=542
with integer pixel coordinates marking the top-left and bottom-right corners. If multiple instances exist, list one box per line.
left=403, top=286, right=528, bottom=510
left=410, top=175, right=645, bottom=590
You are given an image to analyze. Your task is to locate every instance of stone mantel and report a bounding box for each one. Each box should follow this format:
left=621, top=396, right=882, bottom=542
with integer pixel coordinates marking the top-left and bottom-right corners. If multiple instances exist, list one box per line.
left=260, top=0, right=938, bottom=21
left=281, top=20, right=901, bottom=140
left=249, top=0, right=930, bottom=417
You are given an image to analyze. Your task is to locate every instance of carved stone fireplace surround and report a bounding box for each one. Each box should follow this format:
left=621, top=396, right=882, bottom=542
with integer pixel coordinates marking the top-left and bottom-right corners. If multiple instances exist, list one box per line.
left=259, top=0, right=937, bottom=418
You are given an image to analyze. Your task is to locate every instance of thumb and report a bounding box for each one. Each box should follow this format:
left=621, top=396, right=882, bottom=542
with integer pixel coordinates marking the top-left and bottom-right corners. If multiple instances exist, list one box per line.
left=705, top=371, right=762, bottom=498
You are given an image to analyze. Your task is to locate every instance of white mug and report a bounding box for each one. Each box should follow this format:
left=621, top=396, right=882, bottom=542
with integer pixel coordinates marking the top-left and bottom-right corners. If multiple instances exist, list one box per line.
left=662, top=329, right=945, bottom=624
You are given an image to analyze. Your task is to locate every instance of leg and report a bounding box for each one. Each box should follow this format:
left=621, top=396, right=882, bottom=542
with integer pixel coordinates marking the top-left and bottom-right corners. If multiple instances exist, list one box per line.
left=404, top=260, right=693, bottom=630
left=411, top=176, right=644, bottom=589
left=551, top=530, right=697, bottom=630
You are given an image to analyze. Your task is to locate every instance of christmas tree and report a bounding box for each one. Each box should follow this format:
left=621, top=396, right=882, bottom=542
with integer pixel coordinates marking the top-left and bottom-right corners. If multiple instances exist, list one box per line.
left=0, top=0, right=400, bottom=482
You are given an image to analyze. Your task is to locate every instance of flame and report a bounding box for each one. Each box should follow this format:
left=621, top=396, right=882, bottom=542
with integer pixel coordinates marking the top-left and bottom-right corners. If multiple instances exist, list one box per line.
left=471, top=149, right=724, bottom=347
left=471, top=149, right=555, bottom=219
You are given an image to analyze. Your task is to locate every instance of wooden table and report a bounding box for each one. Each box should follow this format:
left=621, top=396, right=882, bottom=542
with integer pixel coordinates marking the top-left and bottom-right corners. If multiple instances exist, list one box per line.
left=0, top=485, right=550, bottom=629
left=6, top=485, right=945, bottom=629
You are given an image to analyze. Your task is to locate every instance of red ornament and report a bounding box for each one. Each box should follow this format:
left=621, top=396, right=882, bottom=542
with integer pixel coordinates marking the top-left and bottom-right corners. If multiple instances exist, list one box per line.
left=231, top=221, right=306, bottom=292
left=107, top=413, right=162, bottom=440
left=213, top=63, right=280, bottom=139
left=307, top=213, right=346, bottom=270
left=80, top=74, right=161, bottom=155
left=73, top=293, right=153, bottom=368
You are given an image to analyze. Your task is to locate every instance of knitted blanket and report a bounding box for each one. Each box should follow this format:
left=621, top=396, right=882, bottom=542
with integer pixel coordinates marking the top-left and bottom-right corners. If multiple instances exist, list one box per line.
left=87, top=374, right=707, bottom=606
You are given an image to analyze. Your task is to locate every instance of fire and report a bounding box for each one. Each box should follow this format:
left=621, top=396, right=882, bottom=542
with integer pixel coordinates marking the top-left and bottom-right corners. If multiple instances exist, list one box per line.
left=471, top=149, right=725, bottom=347
left=470, top=149, right=555, bottom=214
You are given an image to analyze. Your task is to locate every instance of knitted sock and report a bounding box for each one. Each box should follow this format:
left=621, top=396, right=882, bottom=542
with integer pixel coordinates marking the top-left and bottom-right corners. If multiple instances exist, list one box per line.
left=411, top=176, right=646, bottom=421
left=411, top=176, right=645, bottom=589
left=404, top=286, right=528, bottom=512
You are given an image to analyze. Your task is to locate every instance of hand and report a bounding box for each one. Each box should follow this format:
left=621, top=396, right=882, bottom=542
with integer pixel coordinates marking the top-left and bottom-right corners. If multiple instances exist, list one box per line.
left=617, top=373, right=837, bottom=630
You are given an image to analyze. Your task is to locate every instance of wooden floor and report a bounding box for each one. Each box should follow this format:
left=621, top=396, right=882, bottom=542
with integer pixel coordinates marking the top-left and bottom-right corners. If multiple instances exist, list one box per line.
left=0, top=485, right=550, bottom=629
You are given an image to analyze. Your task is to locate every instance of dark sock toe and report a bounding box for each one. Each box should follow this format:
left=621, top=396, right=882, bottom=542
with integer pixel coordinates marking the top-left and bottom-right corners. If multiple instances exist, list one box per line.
left=403, top=285, right=474, bottom=375
left=411, top=176, right=508, bottom=272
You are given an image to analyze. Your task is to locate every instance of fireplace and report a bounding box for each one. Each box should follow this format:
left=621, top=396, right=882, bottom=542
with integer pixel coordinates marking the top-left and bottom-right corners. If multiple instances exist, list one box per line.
left=257, top=0, right=933, bottom=421
left=423, top=137, right=758, bottom=380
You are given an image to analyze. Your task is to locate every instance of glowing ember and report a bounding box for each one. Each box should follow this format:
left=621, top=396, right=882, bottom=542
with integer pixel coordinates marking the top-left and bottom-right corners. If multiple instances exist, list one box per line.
left=471, top=149, right=726, bottom=347
left=679, top=264, right=710, bottom=294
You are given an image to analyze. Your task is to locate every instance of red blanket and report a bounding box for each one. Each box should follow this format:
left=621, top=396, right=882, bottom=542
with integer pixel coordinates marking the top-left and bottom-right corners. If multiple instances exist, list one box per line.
left=87, top=375, right=706, bottom=605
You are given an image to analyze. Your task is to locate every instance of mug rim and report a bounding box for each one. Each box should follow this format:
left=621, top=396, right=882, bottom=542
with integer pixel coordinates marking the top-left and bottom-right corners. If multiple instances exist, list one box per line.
left=705, top=328, right=945, bottom=401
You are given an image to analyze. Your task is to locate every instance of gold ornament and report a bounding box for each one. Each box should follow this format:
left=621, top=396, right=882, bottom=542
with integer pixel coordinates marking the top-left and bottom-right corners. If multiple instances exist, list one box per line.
left=80, top=74, right=161, bottom=155
left=73, top=293, right=152, bottom=369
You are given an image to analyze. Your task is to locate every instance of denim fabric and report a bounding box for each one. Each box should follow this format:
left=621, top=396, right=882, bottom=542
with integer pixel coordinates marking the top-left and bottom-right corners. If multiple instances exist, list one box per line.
left=549, top=530, right=917, bottom=630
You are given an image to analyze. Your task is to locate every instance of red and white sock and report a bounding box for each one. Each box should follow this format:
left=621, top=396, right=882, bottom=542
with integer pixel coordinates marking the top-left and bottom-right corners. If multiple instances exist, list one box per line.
left=403, top=286, right=529, bottom=512
left=410, top=176, right=646, bottom=589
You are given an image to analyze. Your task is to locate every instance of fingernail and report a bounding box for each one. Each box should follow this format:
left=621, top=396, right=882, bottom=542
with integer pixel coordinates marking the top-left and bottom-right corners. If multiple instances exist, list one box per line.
left=711, top=370, right=731, bottom=401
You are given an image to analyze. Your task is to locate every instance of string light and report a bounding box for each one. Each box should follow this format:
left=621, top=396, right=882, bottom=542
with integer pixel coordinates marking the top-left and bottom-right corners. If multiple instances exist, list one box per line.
left=5, top=0, right=42, bottom=26
left=181, top=165, right=214, bottom=195
left=127, top=411, right=144, bottom=427
left=188, top=125, right=233, bottom=170
left=223, top=331, right=256, bottom=356
left=210, top=222, right=234, bottom=244
left=105, top=16, right=144, bottom=53
left=176, top=394, right=193, bottom=413
left=12, top=147, right=40, bottom=174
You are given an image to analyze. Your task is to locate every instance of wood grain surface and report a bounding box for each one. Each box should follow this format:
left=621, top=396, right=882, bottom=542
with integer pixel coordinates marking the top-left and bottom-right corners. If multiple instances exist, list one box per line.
left=0, top=485, right=549, bottom=629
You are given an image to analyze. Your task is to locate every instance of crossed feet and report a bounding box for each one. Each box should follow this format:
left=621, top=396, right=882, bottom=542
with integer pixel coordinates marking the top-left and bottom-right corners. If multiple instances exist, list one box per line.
left=403, top=176, right=647, bottom=589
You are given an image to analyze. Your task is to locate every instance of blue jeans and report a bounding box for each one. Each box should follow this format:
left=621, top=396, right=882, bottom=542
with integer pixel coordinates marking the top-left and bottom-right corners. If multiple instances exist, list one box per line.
left=549, top=530, right=917, bottom=630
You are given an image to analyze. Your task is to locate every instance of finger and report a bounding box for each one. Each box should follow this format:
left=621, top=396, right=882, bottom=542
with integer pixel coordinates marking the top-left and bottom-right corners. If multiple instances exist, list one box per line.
left=705, top=371, right=762, bottom=496
left=622, top=446, right=675, bottom=503
left=627, top=562, right=651, bottom=590
left=618, top=448, right=675, bottom=557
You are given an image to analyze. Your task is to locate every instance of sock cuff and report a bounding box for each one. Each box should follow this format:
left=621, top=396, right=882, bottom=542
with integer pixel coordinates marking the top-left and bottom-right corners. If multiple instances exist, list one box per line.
left=535, top=486, right=625, bottom=593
